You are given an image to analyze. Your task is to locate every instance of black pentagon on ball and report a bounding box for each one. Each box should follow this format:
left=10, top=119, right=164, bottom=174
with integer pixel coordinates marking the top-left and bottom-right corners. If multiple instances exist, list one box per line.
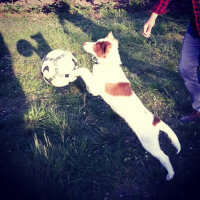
left=43, top=66, right=49, bottom=73
left=65, top=74, right=69, bottom=78
left=72, top=58, right=78, bottom=67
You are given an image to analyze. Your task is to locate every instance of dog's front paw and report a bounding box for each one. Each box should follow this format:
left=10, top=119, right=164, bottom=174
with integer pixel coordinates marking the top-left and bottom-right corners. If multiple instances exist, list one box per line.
left=68, top=74, right=77, bottom=82
left=68, top=70, right=79, bottom=82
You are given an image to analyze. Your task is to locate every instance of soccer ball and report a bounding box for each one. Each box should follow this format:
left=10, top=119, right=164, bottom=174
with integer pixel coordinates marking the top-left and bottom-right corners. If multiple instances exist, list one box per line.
left=41, top=49, right=78, bottom=87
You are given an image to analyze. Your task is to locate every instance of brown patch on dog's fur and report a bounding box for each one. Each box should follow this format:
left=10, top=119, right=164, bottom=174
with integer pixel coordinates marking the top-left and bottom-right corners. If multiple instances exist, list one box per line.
left=153, top=116, right=160, bottom=126
left=93, top=41, right=112, bottom=58
left=105, top=82, right=133, bottom=96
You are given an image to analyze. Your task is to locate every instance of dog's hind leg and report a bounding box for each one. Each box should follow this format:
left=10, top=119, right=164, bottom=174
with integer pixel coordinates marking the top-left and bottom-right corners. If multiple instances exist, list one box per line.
left=137, top=131, right=175, bottom=180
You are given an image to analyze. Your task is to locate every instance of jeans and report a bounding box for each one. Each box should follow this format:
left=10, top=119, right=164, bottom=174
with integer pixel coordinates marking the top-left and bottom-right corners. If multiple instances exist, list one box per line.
left=179, top=20, right=200, bottom=112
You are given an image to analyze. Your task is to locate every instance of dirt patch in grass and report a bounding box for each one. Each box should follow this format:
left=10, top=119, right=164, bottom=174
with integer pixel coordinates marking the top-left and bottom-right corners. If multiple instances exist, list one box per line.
left=1, top=0, right=55, bottom=7
left=1, top=0, right=129, bottom=7
left=0, top=0, right=146, bottom=13
left=0, top=0, right=192, bottom=14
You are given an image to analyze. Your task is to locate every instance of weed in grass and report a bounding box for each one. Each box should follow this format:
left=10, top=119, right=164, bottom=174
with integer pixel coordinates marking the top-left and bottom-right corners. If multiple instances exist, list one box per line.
left=3, top=2, right=12, bottom=12
left=99, top=2, right=128, bottom=19
left=28, top=5, right=42, bottom=13
left=24, top=101, right=70, bottom=136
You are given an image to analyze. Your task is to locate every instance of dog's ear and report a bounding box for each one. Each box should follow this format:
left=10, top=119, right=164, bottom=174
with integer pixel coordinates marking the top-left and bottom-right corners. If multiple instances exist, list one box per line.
left=107, top=32, right=115, bottom=40
left=107, top=32, right=118, bottom=46
left=93, top=41, right=112, bottom=58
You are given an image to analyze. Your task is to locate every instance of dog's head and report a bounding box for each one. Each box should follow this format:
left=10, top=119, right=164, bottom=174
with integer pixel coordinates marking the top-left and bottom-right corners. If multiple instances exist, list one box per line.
left=83, top=32, right=121, bottom=64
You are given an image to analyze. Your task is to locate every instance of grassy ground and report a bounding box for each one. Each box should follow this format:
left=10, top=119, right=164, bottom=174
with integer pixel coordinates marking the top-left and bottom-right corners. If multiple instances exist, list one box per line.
left=0, top=5, right=200, bottom=200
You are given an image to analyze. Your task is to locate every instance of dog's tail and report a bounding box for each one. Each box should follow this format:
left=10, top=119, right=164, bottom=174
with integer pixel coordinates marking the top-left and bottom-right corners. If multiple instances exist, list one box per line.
left=158, top=121, right=181, bottom=154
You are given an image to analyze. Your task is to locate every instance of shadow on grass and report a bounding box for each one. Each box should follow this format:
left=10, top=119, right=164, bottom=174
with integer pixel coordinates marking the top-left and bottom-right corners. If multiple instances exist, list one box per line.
left=17, top=32, right=52, bottom=59
left=0, top=32, right=29, bottom=199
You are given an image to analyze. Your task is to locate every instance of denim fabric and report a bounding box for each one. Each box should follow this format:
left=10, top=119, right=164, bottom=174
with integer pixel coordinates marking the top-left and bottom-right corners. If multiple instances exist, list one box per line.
left=179, top=18, right=200, bottom=112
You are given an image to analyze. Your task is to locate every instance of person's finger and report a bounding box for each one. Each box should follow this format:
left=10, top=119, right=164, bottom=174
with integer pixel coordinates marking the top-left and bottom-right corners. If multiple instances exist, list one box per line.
left=142, top=26, right=150, bottom=38
left=143, top=24, right=149, bottom=35
left=143, top=24, right=152, bottom=37
left=146, top=24, right=152, bottom=34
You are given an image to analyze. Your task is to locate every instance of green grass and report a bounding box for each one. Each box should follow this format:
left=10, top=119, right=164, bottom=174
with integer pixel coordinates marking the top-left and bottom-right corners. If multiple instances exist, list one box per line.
left=0, top=6, right=200, bottom=200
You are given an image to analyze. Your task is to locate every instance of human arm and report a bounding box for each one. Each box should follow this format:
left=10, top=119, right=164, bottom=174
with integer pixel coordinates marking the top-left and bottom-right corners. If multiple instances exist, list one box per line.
left=142, top=12, right=158, bottom=38
left=142, top=0, right=172, bottom=38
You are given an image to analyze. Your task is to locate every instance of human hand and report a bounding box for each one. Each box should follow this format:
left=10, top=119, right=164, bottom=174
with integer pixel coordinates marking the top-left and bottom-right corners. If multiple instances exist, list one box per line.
left=142, top=13, right=158, bottom=38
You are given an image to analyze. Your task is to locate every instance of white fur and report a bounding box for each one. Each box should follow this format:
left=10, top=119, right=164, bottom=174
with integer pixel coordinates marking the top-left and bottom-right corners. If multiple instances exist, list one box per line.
left=70, top=32, right=181, bottom=180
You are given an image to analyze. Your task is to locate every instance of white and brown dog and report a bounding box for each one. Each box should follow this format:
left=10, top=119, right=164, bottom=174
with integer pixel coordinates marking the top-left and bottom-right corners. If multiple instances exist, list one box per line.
left=70, top=32, right=181, bottom=180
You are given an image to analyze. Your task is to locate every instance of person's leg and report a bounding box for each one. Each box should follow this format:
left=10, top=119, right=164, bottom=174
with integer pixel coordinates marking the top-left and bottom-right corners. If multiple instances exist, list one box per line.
left=179, top=23, right=200, bottom=122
